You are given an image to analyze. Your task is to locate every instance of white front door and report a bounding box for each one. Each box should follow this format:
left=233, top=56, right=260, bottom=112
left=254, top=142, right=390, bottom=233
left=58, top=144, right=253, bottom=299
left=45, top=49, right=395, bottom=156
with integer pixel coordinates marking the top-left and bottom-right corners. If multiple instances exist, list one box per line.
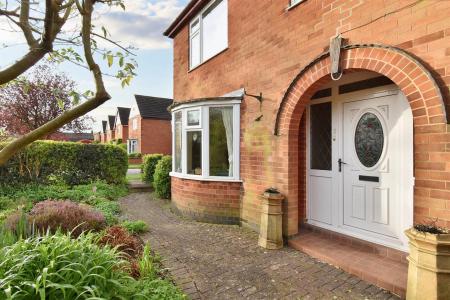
left=307, top=74, right=414, bottom=250
left=342, top=94, right=401, bottom=238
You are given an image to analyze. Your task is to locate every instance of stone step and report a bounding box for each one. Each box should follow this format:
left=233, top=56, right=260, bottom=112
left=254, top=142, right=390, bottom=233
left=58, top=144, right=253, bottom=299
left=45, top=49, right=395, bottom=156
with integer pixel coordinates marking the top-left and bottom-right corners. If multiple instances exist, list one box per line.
left=289, top=229, right=408, bottom=298
left=128, top=181, right=153, bottom=193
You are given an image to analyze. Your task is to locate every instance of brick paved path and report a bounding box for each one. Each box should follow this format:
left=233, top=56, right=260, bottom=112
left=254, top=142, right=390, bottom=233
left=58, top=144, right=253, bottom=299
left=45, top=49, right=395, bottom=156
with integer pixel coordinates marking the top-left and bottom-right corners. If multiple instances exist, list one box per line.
left=120, top=193, right=399, bottom=300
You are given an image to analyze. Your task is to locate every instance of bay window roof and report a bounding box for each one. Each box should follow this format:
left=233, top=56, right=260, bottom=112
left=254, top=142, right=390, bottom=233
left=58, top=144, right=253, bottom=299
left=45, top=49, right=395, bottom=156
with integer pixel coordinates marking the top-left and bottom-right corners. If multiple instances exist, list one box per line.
left=169, top=88, right=244, bottom=111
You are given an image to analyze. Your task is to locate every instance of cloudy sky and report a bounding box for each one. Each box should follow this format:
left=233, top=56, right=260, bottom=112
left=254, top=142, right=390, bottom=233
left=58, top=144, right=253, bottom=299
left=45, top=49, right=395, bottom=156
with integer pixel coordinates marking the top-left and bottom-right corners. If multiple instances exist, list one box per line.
left=0, top=0, right=190, bottom=132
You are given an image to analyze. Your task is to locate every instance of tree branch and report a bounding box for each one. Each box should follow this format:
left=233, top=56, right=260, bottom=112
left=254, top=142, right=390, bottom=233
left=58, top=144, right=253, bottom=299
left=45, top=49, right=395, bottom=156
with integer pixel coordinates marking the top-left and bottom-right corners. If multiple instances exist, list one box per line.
left=0, top=0, right=112, bottom=165
left=91, top=32, right=135, bottom=56
left=0, top=0, right=72, bottom=85
left=19, top=0, right=37, bottom=46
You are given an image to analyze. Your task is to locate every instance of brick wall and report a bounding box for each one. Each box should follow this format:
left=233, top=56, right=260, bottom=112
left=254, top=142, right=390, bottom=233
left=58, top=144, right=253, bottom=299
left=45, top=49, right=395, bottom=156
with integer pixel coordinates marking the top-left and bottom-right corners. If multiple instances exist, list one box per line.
left=172, top=177, right=242, bottom=224
left=171, top=0, right=450, bottom=233
left=128, top=116, right=172, bottom=155
left=106, top=130, right=115, bottom=143
left=100, top=133, right=107, bottom=144
left=115, top=124, right=128, bottom=142
left=93, top=133, right=101, bottom=142
left=140, top=119, right=172, bottom=155
left=128, top=116, right=140, bottom=144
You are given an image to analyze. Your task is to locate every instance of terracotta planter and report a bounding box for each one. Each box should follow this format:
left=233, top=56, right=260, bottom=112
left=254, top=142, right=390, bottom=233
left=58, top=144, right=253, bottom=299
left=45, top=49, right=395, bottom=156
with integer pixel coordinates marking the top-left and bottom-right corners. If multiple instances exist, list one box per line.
left=258, top=192, right=284, bottom=250
left=405, top=228, right=450, bottom=300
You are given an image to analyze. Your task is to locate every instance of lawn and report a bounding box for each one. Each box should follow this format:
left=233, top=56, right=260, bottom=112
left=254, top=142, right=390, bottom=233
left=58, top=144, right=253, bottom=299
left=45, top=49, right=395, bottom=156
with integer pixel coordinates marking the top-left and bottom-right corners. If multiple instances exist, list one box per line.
left=129, top=163, right=143, bottom=169
left=127, top=172, right=143, bottom=181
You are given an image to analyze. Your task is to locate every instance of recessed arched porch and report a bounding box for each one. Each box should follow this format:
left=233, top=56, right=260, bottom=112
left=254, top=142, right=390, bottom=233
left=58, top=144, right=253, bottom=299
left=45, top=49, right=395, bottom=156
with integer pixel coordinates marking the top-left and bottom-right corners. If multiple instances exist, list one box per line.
left=273, top=45, right=448, bottom=297
left=275, top=44, right=447, bottom=238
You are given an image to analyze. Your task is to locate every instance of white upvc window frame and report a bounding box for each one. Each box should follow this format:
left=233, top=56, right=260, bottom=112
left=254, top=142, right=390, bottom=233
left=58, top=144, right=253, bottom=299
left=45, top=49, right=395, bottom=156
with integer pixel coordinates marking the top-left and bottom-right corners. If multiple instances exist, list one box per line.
left=170, top=99, right=241, bottom=182
left=189, top=0, right=228, bottom=70
left=127, top=139, right=138, bottom=154
left=186, top=108, right=202, bottom=128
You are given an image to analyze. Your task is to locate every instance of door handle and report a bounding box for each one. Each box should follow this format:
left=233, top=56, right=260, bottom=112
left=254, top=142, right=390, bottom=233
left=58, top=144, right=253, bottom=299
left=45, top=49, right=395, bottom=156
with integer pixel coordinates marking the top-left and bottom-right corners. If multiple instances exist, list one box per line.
left=338, top=159, right=347, bottom=172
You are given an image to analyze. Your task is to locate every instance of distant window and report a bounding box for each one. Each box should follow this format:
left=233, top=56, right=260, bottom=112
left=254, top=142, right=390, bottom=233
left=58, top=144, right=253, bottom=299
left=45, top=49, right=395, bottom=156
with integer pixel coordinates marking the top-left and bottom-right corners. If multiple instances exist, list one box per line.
left=128, top=139, right=138, bottom=154
left=132, top=118, right=138, bottom=130
left=189, top=0, right=228, bottom=69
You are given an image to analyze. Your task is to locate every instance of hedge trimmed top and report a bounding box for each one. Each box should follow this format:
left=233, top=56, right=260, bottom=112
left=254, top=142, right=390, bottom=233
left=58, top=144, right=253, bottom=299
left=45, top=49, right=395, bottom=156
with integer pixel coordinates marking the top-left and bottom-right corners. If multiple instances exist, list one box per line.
left=0, top=141, right=128, bottom=186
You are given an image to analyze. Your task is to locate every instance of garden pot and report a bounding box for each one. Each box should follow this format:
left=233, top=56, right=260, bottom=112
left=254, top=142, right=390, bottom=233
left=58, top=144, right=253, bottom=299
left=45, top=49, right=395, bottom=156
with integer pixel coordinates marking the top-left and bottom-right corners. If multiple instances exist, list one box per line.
left=258, top=191, right=284, bottom=250
left=405, top=228, right=450, bottom=300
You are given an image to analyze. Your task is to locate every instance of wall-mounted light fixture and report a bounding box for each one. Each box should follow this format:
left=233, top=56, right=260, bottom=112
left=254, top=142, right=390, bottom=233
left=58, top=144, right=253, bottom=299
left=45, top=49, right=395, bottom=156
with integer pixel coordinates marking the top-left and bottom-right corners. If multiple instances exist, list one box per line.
left=244, top=90, right=263, bottom=103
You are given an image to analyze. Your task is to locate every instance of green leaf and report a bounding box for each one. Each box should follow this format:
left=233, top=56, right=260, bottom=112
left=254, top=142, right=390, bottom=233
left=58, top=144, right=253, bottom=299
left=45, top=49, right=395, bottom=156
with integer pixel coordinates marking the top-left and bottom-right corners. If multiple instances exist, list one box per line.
left=106, top=54, right=113, bottom=67
left=57, top=98, right=64, bottom=110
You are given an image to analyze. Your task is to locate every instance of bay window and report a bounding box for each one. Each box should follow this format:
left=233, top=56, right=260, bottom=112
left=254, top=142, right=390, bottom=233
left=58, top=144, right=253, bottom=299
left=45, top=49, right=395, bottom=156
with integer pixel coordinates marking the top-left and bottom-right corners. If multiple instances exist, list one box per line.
left=189, top=0, right=228, bottom=69
left=171, top=100, right=240, bottom=181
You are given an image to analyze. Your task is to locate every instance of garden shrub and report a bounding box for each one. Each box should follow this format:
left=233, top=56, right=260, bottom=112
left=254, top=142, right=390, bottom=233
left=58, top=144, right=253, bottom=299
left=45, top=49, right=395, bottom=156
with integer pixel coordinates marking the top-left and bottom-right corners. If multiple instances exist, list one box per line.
left=153, top=155, right=172, bottom=199
left=142, top=153, right=163, bottom=183
left=119, top=143, right=127, bottom=151
left=130, top=277, right=186, bottom=300
left=0, top=232, right=134, bottom=299
left=6, top=200, right=107, bottom=236
left=0, top=229, right=185, bottom=299
left=0, top=140, right=127, bottom=186
left=122, top=220, right=148, bottom=234
left=128, top=152, right=142, bottom=159
left=99, top=226, right=143, bottom=260
left=0, top=181, right=128, bottom=205
left=93, top=200, right=121, bottom=225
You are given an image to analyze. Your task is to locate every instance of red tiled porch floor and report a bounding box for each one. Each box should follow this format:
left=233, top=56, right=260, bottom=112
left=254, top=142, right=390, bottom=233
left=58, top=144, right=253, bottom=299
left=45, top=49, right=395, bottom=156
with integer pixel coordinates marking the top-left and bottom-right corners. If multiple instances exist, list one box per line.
left=289, top=227, right=408, bottom=298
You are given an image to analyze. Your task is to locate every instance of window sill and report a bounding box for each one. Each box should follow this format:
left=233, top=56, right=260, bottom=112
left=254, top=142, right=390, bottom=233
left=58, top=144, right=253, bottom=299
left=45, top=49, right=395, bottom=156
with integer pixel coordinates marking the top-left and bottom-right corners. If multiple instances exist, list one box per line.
left=170, top=172, right=242, bottom=183
left=286, top=0, right=306, bottom=11
left=188, top=47, right=229, bottom=73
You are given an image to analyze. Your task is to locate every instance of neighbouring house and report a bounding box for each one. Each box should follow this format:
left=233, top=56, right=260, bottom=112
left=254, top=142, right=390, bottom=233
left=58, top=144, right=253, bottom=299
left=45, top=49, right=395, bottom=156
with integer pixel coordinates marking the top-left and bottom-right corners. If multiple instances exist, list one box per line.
left=106, top=115, right=116, bottom=143
left=93, top=131, right=101, bottom=142
left=127, top=95, right=172, bottom=155
left=164, top=0, right=450, bottom=296
left=100, top=120, right=107, bottom=143
left=114, top=107, right=131, bottom=144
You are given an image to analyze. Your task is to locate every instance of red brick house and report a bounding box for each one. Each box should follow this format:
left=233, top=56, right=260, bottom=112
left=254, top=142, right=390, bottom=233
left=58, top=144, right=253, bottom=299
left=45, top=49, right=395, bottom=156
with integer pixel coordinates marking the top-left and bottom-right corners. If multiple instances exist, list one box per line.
left=127, top=95, right=172, bottom=155
left=114, top=107, right=131, bottom=143
left=93, top=131, right=101, bottom=142
left=100, top=120, right=107, bottom=143
left=165, top=0, right=450, bottom=296
left=105, top=115, right=116, bottom=143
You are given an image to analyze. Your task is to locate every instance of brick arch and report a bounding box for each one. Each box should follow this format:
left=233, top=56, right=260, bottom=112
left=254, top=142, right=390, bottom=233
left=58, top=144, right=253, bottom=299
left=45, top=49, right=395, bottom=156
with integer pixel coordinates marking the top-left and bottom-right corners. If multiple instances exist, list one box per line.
left=275, top=44, right=447, bottom=136
left=274, top=44, right=449, bottom=237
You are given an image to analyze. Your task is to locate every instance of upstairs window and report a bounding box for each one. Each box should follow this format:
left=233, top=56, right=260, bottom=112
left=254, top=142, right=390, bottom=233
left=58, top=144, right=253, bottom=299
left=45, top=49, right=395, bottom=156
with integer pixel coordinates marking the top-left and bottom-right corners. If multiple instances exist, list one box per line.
left=189, top=0, right=228, bottom=69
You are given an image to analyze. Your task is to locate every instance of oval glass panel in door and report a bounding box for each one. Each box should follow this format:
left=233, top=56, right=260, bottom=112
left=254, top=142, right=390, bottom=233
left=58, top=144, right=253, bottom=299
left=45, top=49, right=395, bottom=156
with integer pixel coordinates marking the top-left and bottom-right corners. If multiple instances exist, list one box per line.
left=354, top=112, right=384, bottom=168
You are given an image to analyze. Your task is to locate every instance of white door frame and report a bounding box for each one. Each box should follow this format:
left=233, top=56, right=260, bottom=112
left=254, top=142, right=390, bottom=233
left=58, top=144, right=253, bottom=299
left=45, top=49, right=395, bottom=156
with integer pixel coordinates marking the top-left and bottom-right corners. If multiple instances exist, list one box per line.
left=306, top=72, right=414, bottom=252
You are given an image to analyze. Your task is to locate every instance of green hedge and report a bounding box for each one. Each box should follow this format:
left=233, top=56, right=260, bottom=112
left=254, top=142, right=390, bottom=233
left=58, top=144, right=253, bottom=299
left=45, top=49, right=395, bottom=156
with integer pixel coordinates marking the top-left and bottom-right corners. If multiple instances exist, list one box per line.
left=154, top=155, right=172, bottom=199
left=142, top=154, right=163, bottom=183
left=128, top=153, right=142, bottom=159
left=0, top=141, right=127, bottom=186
